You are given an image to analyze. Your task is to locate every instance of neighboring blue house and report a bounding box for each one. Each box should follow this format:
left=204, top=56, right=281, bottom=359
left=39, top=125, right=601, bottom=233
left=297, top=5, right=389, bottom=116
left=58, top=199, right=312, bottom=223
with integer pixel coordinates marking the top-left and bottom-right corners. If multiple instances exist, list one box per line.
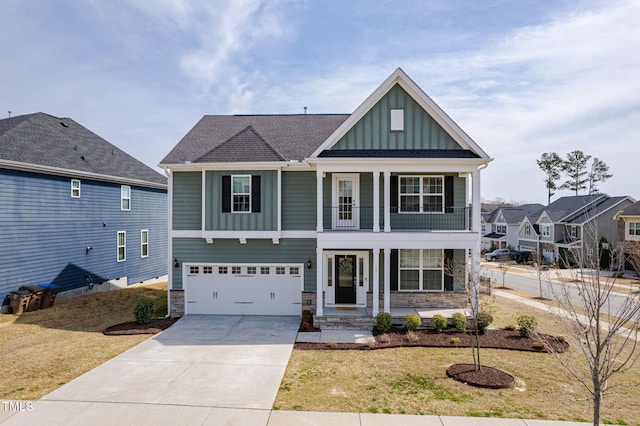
left=160, top=69, right=492, bottom=325
left=0, top=113, right=167, bottom=306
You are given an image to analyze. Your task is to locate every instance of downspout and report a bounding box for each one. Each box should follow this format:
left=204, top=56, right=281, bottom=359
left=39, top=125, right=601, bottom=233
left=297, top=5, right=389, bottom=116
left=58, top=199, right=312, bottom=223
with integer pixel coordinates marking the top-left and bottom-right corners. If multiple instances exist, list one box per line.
left=163, top=166, right=172, bottom=318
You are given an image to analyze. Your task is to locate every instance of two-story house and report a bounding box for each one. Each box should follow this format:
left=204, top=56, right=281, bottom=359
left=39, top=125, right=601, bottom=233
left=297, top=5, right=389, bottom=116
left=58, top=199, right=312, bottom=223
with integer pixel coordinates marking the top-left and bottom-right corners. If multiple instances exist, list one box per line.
left=160, top=69, right=492, bottom=324
left=517, top=194, right=634, bottom=265
left=0, top=113, right=167, bottom=307
left=614, top=201, right=640, bottom=273
left=482, top=204, right=543, bottom=252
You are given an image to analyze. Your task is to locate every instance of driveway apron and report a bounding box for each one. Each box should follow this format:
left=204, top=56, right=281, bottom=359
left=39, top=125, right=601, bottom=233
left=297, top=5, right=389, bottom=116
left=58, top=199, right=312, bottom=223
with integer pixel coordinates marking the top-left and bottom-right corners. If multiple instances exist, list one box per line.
left=2, top=315, right=299, bottom=425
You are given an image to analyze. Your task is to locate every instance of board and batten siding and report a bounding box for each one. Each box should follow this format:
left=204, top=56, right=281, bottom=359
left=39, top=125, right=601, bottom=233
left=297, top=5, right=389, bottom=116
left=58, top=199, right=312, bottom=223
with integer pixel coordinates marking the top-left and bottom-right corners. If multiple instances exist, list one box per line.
left=172, top=171, right=201, bottom=230
left=332, top=84, right=462, bottom=151
left=282, top=171, right=316, bottom=230
left=205, top=170, right=277, bottom=231
left=0, top=169, right=167, bottom=300
left=171, top=237, right=317, bottom=291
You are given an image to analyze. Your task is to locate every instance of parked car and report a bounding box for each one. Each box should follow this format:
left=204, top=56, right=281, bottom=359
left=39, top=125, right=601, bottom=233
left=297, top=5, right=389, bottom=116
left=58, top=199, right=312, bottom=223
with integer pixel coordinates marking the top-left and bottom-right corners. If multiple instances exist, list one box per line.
left=484, top=249, right=511, bottom=261
left=513, top=251, right=534, bottom=264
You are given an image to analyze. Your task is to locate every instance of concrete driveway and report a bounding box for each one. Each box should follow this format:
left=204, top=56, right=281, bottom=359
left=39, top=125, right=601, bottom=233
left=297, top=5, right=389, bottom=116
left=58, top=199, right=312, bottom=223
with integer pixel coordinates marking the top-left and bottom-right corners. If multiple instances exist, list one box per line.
left=2, top=315, right=299, bottom=425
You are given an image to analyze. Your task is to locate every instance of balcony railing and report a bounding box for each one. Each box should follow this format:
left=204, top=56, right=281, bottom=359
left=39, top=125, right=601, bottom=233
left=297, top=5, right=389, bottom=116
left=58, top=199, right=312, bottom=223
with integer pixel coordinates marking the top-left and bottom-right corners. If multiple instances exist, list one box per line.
left=323, top=207, right=470, bottom=231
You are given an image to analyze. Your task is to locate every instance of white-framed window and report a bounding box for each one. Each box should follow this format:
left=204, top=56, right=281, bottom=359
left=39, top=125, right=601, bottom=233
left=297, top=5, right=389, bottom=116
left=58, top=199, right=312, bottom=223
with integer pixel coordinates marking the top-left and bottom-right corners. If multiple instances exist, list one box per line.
left=140, top=230, right=149, bottom=258
left=190, top=266, right=199, bottom=274
left=232, top=266, right=241, bottom=275
left=121, top=185, right=131, bottom=210
left=399, top=249, right=444, bottom=291
left=117, top=231, right=126, bottom=262
left=390, top=109, right=404, bottom=131
left=260, top=267, right=270, bottom=275
left=629, top=222, right=640, bottom=236
left=399, top=176, right=444, bottom=213
left=570, top=226, right=577, bottom=239
left=496, top=224, right=507, bottom=235
left=203, top=266, right=212, bottom=274
left=481, top=223, right=486, bottom=233
left=232, top=175, right=251, bottom=213
left=541, top=225, right=551, bottom=237
left=276, top=267, right=285, bottom=275
left=71, top=179, right=81, bottom=198
left=524, top=224, right=531, bottom=235
left=247, top=266, right=257, bottom=275
left=219, top=266, right=228, bottom=274
left=290, top=266, right=300, bottom=275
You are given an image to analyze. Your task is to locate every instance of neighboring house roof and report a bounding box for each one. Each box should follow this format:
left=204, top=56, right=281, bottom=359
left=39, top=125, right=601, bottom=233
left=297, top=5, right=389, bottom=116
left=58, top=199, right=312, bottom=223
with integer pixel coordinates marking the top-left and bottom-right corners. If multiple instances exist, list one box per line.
left=498, top=204, right=544, bottom=224
left=615, top=200, right=640, bottom=218
left=540, top=194, right=606, bottom=222
left=161, top=114, right=349, bottom=164
left=0, top=112, right=166, bottom=187
left=483, top=232, right=506, bottom=239
left=566, top=196, right=630, bottom=224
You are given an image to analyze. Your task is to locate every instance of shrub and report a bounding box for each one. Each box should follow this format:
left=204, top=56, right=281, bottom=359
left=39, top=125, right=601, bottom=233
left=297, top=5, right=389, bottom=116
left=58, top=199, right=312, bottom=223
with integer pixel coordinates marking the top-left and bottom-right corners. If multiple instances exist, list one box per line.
left=431, top=314, right=447, bottom=333
left=302, top=310, right=314, bottom=326
left=450, top=337, right=460, bottom=345
left=504, top=324, right=517, bottom=331
left=517, top=315, right=538, bottom=338
left=475, top=311, right=493, bottom=335
left=375, top=312, right=392, bottom=333
left=405, top=314, right=421, bottom=331
left=134, top=299, right=155, bottom=324
left=451, top=312, right=467, bottom=333
left=406, top=330, right=419, bottom=342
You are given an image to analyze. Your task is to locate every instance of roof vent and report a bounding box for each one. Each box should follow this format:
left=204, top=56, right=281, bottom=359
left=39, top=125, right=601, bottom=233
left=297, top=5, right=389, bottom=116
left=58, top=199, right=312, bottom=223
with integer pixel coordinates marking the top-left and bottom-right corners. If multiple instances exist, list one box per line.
left=81, top=156, right=85, bottom=161
left=60, top=121, right=69, bottom=128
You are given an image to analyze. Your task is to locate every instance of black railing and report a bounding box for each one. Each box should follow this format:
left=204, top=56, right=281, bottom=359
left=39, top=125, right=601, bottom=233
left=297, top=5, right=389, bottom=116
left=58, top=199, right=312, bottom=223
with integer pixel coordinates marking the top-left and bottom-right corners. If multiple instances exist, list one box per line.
left=323, top=207, right=471, bottom=231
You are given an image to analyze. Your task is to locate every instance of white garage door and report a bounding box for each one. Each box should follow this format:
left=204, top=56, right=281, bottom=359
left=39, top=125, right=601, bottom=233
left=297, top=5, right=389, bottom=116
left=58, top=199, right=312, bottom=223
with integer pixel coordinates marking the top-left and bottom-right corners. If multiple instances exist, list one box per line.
left=184, top=263, right=303, bottom=316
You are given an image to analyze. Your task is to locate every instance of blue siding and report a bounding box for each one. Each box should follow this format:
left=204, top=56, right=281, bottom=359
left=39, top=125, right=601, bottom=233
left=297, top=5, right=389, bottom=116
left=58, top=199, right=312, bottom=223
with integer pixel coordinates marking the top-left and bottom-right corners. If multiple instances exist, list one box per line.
left=0, top=169, right=167, bottom=301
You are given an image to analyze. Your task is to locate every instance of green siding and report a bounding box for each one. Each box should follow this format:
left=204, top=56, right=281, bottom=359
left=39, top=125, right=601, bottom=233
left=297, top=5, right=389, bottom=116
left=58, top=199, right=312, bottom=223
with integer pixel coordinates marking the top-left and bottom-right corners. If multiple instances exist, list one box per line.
left=205, top=170, right=277, bottom=231
left=333, top=84, right=462, bottom=151
left=282, top=171, right=316, bottom=230
left=172, top=237, right=317, bottom=291
left=173, top=171, right=202, bottom=230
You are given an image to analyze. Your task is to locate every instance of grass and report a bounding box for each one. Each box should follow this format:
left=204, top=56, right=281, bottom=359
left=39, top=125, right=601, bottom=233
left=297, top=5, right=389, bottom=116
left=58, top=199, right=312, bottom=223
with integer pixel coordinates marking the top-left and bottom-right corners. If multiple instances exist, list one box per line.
left=274, top=293, right=640, bottom=423
left=0, top=283, right=167, bottom=400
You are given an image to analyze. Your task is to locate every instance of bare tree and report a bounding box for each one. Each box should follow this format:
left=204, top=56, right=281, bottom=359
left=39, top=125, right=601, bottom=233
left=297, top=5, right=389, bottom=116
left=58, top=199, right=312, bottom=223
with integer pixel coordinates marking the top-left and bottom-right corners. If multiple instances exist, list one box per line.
left=543, top=221, right=640, bottom=425
left=496, top=254, right=512, bottom=289
left=532, top=251, right=549, bottom=300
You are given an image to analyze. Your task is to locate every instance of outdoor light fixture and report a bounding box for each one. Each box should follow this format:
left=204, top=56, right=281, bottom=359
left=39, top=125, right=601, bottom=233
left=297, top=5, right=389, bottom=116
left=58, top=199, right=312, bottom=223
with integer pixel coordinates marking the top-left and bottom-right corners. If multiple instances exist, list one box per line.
left=85, top=246, right=93, bottom=255
left=173, top=258, right=179, bottom=268
left=307, top=259, right=312, bottom=269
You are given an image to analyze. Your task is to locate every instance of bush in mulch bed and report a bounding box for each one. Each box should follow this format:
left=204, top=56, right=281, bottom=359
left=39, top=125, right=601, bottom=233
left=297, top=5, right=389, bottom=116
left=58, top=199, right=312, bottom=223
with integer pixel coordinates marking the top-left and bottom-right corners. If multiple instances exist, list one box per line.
left=294, top=327, right=569, bottom=353
left=104, top=317, right=180, bottom=335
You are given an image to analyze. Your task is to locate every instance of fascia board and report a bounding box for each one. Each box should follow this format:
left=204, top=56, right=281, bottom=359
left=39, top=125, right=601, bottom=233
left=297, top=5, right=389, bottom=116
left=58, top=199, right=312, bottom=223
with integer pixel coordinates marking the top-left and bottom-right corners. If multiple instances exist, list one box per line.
left=161, top=161, right=290, bottom=171
left=0, top=159, right=167, bottom=189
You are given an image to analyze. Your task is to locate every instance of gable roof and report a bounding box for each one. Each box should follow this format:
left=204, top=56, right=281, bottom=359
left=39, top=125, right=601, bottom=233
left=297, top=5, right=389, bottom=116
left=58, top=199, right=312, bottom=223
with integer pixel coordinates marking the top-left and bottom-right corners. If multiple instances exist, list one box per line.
left=498, top=204, right=545, bottom=224
left=566, top=196, right=632, bottom=224
left=161, top=114, right=349, bottom=165
left=0, top=113, right=166, bottom=187
left=615, top=200, right=640, bottom=218
left=196, top=126, right=285, bottom=163
left=310, top=68, right=491, bottom=160
left=541, top=194, right=606, bottom=222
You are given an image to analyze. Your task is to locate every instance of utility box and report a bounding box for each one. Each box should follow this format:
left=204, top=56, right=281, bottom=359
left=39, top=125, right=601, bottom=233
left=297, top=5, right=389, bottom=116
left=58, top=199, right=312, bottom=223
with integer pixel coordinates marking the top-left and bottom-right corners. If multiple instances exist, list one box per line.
left=9, top=291, right=31, bottom=315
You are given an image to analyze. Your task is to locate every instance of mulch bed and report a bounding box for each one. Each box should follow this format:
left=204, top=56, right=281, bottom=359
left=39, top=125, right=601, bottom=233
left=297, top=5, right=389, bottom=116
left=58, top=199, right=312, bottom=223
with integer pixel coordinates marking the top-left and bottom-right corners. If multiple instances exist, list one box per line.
left=294, top=327, right=569, bottom=353
left=446, top=363, right=515, bottom=388
left=103, top=317, right=180, bottom=335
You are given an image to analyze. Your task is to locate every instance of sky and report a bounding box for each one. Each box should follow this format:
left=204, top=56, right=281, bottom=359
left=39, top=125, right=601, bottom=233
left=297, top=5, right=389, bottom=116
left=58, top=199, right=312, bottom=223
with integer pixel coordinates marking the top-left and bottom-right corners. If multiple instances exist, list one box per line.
left=2, top=0, right=638, bottom=205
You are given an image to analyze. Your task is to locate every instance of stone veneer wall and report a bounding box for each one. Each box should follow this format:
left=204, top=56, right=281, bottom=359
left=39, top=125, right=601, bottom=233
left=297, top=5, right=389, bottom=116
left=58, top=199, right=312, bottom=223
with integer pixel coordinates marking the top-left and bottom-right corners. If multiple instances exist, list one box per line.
left=367, top=292, right=467, bottom=309
left=170, top=290, right=185, bottom=317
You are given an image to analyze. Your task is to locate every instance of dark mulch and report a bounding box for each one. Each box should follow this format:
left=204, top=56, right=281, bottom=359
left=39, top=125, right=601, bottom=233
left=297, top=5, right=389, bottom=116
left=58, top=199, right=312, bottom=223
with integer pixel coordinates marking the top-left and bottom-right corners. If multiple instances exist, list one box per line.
left=103, top=317, right=180, bottom=335
left=447, top=363, right=515, bottom=388
left=294, top=327, right=569, bottom=353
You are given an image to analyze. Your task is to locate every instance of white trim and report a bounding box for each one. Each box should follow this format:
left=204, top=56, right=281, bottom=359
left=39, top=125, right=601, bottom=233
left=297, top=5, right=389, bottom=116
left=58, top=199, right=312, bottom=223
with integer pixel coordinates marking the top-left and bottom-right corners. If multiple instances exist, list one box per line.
left=310, top=68, right=491, bottom=160
left=161, top=161, right=289, bottom=171
left=317, top=231, right=480, bottom=249
left=322, top=250, right=369, bottom=307
left=71, top=179, right=81, bottom=198
left=277, top=168, right=282, bottom=233
left=398, top=175, right=444, bottom=214
left=231, top=174, right=251, bottom=213
left=201, top=170, right=206, bottom=231
left=167, top=169, right=174, bottom=292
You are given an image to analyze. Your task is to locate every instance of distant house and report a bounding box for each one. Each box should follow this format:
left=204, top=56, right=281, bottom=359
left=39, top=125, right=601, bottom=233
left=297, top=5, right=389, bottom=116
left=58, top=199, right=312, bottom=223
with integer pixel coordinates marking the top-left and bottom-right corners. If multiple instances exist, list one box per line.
left=517, top=194, right=635, bottom=264
left=614, top=201, right=640, bottom=273
left=0, top=113, right=167, bottom=306
left=160, top=68, right=492, bottom=322
left=482, top=204, right=543, bottom=251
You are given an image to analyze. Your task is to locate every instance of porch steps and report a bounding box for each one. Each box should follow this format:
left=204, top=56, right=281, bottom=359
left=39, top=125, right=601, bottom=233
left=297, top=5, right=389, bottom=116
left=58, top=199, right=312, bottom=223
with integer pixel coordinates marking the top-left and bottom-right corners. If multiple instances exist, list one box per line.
left=314, top=315, right=374, bottom=331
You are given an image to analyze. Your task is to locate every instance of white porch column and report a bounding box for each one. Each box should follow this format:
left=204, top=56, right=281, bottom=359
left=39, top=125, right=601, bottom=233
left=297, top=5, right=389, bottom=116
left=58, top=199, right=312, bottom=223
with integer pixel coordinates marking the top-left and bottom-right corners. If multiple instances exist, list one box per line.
left=471, top=169, right=481, bottom=314
left=316, top=170, right=323, bottom=233
left=384, top=171, right=391, bottom=232
left=373, top=171, right=380, bottom=233
left=316, top=247, right=323, bottom=316
left=372, top=248, right=380, bottom=316
left=384, top=247, right=391, bottom=313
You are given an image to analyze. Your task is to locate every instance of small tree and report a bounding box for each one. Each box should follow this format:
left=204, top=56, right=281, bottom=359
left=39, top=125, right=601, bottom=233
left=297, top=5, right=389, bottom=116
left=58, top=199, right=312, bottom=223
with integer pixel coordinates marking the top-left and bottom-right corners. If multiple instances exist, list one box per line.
left=537, top=152, right=563, bottom=204
left=496, top=253, right=511, bottom=289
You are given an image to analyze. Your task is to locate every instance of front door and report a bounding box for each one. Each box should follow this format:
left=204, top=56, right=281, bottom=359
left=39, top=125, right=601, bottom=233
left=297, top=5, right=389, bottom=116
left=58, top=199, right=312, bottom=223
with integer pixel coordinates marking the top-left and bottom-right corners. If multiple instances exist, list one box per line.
left=335, top=255, right=356, bottom=304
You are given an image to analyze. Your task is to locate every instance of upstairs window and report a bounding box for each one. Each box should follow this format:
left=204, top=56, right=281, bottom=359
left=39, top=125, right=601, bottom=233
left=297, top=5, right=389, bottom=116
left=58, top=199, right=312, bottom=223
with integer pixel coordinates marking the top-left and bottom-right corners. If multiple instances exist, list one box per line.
left=232, top=175, right=251, bottom=213
left=541, top=225, right=551, bottom=237
left=524, top=224, right=531, bottom=235
left=399, top=176, right=444, bottom=213
left=71, top=179, right=81, bottom=198
left=629, top=222, right=640, bottom=236
left=390, top=109, right=404, bottom=131
left=121, top=185, right=131, bottom=210
left=570, top=226, right=577, bottom=239
left=496, top=224, right=507, bottom=235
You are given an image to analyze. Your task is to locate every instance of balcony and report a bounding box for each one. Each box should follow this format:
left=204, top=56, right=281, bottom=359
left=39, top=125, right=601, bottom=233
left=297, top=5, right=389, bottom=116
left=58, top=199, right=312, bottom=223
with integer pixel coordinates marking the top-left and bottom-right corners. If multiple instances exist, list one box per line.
left=323, top=207, right=470, bottom=231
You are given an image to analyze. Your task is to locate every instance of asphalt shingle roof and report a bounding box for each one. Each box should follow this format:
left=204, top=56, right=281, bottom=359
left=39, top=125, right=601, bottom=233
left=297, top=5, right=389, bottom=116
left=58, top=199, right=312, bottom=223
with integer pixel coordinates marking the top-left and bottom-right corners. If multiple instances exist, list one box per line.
left=161, top=114, right=350, bottom=164
left=542, top=194, right=605, bottom=222
left=196, top=126, right=285, bottom=163
left=617, top=201, right=640, bottom=216
left=0, top=113, right=166, bottom=186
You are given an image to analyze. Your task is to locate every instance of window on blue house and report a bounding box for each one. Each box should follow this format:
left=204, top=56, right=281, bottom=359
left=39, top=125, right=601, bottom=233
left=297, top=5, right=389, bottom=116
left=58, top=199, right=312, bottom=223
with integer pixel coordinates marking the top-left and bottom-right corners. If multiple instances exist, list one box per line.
left=121, top=185, right=131, bottom=210
left=141, top=230, right=148, bottom=258
left=117, top=231, right=126, bottom=262
left=71, top=179, right=81, bottom=198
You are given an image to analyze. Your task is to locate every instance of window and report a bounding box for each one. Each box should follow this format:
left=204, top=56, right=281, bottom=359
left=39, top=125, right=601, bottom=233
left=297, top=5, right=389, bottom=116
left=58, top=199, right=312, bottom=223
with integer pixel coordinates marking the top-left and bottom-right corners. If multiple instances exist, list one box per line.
left=71, top=179, right=81, bottom=198
left=629, top=222, right=640, bottom=236
left=190, top=266, right=199, bottom=274
left=541, top=225, right=551, bottom=237
left=247, top=266, right=257, bottom=275
left=203, top=266, right=212, bottom=274
left=524, top=224, right=531, bottom=235
left=117, top=231, right=126, bottom=262
left=121, top=185, right=131, bottom=210
left=496, top=225, right=507, bottom=235
left=140, top=230, right=149, bottom=258
left=232, top=266, right=241, bottom=275
left=399, top=176, right=444, bottom=213
left=481, top=223, right=486, bottom=233
left=260, top=267, right=270, bottom=275
left=218, top=266, right=228, bottom=274
left=276, top=267, right=285, bottom=275
left=570, top=226, right=577, bottom=239
left=390, top=109, right=404, bottom=131
left=232, top=175, right=251, bottom=213
left=289, top=267, right=299, bottom=275
left=399, top=249, right=443, bottom=291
